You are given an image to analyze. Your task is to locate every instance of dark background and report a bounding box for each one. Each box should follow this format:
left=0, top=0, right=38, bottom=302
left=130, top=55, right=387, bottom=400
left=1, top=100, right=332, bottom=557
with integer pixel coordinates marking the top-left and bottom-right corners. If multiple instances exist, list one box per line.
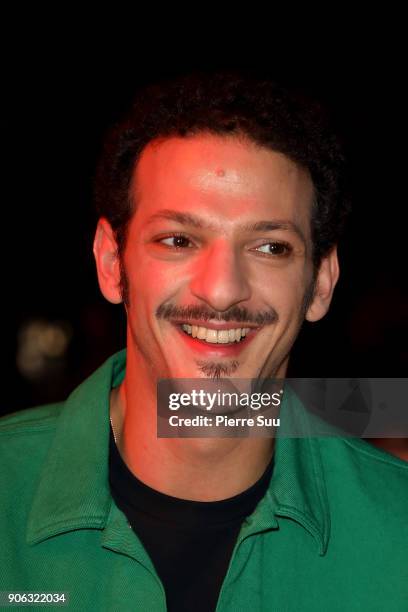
left=1, top=26, right=406, bottom=416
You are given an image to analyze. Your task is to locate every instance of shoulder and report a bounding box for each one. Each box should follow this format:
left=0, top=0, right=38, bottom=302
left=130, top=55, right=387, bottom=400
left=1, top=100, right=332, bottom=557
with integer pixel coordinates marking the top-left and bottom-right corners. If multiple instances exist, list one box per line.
left=319, top=434, right=408, bottom=472
left=317, top=435, right=408, bottom=509
left=0, top=403, right=66, bottom=531
left=0, top=403, right=64, bottom=483
left=0, top=402, right=64, bottom=436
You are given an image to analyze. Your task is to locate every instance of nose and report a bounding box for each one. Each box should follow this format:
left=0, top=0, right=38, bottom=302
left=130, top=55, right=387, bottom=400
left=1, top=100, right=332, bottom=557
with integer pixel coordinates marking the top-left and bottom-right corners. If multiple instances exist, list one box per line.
left=189, top=238, right=251, bottom=312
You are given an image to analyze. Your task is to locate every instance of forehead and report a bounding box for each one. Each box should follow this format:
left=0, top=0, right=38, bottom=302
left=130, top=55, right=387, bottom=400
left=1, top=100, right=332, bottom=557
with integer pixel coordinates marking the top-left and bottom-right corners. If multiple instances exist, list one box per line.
left=131, top=133, right=314, bottom=231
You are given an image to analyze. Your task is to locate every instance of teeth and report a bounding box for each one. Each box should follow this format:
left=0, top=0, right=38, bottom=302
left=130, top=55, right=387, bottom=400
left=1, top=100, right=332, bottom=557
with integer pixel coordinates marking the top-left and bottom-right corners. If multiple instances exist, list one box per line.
left=218, top=330, right=230, bottom=344
left=206, top=329, right=218, bottom=343
left=197, top=326, right=207, bottom=339
left=181, top=324, right=251, bottom=344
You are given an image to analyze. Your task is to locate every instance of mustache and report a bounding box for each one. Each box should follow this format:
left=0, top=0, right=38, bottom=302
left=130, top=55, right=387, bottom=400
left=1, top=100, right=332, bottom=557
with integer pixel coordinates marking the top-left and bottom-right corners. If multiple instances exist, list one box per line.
left=156, top=303, right=278, bottom=326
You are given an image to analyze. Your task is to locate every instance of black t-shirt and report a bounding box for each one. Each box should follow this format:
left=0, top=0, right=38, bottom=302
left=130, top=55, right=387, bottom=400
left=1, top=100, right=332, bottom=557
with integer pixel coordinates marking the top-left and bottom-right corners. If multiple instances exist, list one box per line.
left=109, top=426, right=274, bottom=612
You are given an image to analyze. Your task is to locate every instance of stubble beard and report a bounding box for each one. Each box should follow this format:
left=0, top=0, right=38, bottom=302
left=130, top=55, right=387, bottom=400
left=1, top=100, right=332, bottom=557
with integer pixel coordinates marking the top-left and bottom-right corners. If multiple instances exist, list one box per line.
left=120, top=258, right=317, bottom=382
left=196, top=359, right=240, bottom=380
left=195, top=275, right=317, bottom=382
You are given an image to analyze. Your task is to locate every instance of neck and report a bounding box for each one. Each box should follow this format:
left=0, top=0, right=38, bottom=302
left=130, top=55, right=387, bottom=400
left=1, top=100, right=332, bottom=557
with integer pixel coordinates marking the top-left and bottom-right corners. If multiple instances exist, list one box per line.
left=109, top=347, right=276, bottom=501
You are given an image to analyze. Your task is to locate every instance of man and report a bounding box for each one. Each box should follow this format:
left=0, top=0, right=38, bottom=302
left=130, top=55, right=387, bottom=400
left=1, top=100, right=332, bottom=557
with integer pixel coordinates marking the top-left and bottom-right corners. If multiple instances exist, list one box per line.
left=1, top=71, right=407, bottom=611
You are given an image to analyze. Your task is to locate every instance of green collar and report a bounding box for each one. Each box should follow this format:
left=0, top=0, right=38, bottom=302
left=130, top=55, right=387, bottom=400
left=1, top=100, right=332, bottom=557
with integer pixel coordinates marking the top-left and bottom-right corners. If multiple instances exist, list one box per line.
left=27, top=350, right=330, bottom=556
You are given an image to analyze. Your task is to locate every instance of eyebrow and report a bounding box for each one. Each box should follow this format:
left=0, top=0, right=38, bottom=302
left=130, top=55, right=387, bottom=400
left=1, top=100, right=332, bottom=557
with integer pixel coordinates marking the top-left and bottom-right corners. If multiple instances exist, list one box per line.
left=146, top=209, right=307, bottom=244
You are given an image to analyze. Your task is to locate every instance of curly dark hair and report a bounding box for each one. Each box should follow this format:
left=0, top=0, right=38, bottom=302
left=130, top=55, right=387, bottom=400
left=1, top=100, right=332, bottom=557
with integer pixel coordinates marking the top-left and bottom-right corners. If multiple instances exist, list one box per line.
left=94, top=69, right=350, bottom=300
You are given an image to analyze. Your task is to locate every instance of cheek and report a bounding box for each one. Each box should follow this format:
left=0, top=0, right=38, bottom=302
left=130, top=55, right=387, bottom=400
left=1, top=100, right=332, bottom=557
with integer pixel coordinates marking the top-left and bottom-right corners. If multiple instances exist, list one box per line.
left=255, top=266, right=310, bottom=315
left=124, top=250, right=186, bottom=318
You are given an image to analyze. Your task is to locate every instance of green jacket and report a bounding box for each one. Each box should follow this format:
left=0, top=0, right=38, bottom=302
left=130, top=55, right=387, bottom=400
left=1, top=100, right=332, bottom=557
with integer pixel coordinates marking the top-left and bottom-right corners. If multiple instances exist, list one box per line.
left=1, top=350, right=407, bottom=611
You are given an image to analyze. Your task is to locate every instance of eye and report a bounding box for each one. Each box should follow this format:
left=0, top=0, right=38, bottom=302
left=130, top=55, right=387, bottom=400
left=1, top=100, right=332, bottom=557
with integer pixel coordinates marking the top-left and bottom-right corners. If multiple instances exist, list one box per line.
left=254, top=242, right=292, bottom=257
left=157, top=233, right=194, bottom=249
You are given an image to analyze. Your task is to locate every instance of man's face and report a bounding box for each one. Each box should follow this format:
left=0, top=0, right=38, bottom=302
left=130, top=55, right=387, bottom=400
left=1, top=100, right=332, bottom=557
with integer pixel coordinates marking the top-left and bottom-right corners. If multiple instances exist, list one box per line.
left=120, top=133, right=317, bottom=380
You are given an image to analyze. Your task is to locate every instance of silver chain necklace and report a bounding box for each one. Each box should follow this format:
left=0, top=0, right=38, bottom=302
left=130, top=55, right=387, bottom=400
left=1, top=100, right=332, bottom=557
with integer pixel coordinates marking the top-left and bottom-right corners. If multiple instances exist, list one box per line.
left=110, top=415, right=119, bottom=445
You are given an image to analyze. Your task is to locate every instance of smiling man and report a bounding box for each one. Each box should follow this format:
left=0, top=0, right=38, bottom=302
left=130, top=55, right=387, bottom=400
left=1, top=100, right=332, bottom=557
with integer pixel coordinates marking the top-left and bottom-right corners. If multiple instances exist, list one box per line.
left=95, top=131, right=338, bottom=505
left=1, top=71, right=408, bottom=612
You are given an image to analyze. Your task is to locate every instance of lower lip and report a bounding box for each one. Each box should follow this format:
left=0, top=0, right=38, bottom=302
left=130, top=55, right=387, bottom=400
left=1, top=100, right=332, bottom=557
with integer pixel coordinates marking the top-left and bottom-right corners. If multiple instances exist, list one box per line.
left=172, top=324, right=259, bottom=356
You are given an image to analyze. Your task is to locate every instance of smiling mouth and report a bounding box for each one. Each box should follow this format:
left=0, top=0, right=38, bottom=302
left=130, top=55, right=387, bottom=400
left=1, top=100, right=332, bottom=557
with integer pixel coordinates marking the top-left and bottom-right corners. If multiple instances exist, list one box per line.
left=180, top=323, right=251, bottom=344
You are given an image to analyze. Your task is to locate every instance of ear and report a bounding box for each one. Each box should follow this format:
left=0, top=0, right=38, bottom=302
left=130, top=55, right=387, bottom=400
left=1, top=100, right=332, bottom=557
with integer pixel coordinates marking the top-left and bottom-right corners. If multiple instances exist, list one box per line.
left=305, top=246, right=340, bottom=322
left=93, top=218, right=122, bottom=304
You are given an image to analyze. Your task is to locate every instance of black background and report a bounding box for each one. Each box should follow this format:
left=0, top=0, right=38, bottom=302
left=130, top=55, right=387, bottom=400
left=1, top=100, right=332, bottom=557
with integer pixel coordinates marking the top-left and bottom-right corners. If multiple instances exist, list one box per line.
left=1, top=21, right=406, bottom=415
